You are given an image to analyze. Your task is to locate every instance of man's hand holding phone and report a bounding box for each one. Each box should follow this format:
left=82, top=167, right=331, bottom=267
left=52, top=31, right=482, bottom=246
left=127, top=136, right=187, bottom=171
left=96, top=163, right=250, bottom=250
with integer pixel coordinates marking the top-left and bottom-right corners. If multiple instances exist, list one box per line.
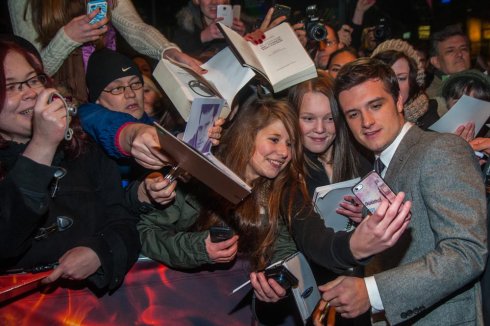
left=349, top=191, right=412, bottom=260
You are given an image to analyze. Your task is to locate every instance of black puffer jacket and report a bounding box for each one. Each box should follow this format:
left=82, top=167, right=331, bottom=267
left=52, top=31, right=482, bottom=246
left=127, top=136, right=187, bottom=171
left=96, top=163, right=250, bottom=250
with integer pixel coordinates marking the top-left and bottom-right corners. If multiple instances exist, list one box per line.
left=0, top=141, right=140, bottom=291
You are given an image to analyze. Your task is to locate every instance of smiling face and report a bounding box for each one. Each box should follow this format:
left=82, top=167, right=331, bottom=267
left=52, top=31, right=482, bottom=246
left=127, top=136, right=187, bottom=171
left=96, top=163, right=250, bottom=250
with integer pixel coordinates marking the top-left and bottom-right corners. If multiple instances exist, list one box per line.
left=431, top=35, right=470, bottom=75
left=97, top=75, right=145, bottom=119
left=298, top=92, right=336, bottom=155
left=339, top=79, right=405, bottom=155
left=0, top=50, right=42, bottom=143
left=245, top=119, right=292, bottom=183
left=391, top=57, right=410, bottom=104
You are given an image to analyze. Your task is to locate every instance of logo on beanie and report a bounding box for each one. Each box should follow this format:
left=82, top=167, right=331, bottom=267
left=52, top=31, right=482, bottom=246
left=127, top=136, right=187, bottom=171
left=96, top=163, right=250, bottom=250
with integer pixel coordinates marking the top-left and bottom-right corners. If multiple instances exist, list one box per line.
left=122, top=67, right=131, bottom=72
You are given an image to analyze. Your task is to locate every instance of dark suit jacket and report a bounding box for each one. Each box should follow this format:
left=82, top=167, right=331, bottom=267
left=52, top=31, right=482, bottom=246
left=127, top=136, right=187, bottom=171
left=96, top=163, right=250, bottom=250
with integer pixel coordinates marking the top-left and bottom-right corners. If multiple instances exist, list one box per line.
left=366, top=126, right=487, bottom=325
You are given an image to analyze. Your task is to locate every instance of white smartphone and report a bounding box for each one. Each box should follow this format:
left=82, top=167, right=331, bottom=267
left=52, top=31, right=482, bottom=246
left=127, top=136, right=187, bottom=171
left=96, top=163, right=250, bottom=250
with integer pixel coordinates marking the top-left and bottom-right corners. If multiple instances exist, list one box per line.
left=217, top=4, right=233, bottom=27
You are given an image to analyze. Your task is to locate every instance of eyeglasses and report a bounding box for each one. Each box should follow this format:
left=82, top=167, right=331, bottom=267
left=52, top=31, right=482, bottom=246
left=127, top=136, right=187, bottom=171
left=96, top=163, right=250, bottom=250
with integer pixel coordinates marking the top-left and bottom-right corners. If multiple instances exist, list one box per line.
left=6, top=74, right=48, bottom=93
left=102, top=81, right=143, bottom=95
left=319, top=39, right=338, bottom=49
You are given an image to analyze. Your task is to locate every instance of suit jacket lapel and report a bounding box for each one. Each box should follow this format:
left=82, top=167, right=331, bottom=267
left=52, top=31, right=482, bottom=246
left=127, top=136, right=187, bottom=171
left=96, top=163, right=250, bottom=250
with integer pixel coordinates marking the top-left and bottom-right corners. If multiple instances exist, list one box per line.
left=384, top=126, right=423, bottom=184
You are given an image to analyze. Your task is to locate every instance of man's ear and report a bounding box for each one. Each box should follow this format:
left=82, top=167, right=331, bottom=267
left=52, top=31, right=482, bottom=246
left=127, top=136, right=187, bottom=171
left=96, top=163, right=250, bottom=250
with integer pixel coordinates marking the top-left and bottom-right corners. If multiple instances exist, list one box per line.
left=396, top=94, right=404, bottom=114
left=430, top=56, right=441, bottom=70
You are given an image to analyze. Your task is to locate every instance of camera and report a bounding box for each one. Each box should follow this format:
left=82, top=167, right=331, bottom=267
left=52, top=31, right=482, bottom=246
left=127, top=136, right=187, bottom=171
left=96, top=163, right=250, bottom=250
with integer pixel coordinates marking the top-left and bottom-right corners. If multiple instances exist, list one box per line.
left=373, top=17, right=391, bottom=44
left=303, top=5, right=327, bottom=41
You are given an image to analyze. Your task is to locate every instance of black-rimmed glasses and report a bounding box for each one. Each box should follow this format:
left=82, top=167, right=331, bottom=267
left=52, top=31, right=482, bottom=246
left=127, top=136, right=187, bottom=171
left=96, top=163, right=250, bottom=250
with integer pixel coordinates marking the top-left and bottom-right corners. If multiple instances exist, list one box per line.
left=102, top=81, right=143, bottom=95
left=6, top=74, right=48, bottom=93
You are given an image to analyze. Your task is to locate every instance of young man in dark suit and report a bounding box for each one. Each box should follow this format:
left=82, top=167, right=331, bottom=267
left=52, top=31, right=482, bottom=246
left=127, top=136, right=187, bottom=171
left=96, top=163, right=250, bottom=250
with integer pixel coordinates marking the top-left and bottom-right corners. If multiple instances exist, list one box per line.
left=319, top=57, right=487, bottom=325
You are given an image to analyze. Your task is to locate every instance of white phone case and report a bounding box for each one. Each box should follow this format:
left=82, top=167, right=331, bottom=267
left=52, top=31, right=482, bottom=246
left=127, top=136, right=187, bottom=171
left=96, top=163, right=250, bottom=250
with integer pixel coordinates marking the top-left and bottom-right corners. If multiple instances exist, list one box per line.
left=217, top=5, right=233, bottom=27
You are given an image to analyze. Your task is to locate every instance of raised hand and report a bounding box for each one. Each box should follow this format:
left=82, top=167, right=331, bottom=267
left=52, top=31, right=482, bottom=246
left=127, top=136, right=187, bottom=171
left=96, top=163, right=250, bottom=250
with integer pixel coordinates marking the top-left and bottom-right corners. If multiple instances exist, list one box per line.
left=64, top=10, right=109, bottom=44
left=164, top=48, right=206, bottom=75
left=24, top=89, right=67, bottom=166
left=201, top=18, right=225, bottom=43
left=349, top=192, right=412, bottom=260
left=232, top=17, right=246, bottom=35
left=454, top=122, right=475, bottom=142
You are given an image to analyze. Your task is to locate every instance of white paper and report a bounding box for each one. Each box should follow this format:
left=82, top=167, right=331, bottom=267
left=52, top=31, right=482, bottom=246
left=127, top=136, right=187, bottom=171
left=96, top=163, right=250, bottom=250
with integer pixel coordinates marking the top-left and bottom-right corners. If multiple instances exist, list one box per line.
left=201, top=47, right=255, bottom=108
left=313, top=178, right=360, bottom=232
left=428, top=95, right=490, bottom=134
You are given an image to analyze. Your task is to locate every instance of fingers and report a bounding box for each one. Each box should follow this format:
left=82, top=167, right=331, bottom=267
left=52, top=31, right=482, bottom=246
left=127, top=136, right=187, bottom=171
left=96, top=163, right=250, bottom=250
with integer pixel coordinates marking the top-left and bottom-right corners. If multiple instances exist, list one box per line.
left=260, top=7, right=274, bottom=30
left=131, top=134, right=172, bottom=170
left=318, top=276, right=345, bottom=295
left=245, top=30, right=265, bottom=44
left=42, top=267, right=63, bottom=284
left=144, top=172, right=177, bottom=205
left=251, top=272, right=285, bottom=302
left=205, top=235, right=239, bottom=263
left=269, top=16, right=287, bottom=29
left=470, top=137, right=490, bottom=154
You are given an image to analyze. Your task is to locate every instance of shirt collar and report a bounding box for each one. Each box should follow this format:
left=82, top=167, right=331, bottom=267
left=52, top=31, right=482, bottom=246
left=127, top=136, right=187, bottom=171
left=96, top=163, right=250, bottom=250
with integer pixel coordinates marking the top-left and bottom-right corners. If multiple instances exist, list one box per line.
left=377, top=122, right=413, bottom=175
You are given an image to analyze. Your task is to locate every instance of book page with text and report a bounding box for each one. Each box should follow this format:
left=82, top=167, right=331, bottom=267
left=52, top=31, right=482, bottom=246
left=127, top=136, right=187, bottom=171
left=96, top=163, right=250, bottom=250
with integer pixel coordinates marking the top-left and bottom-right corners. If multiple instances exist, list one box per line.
left=249, top=23, right=315, bottom=88
left=218, top=23, right=265, bottom=75
left=201, top=47, right=255, bottom=108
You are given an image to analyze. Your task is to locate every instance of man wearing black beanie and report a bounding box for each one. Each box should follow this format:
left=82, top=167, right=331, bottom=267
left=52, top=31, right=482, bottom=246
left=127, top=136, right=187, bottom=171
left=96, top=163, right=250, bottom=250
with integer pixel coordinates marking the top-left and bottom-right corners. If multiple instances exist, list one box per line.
left=85, top=48, right=146, bottom=120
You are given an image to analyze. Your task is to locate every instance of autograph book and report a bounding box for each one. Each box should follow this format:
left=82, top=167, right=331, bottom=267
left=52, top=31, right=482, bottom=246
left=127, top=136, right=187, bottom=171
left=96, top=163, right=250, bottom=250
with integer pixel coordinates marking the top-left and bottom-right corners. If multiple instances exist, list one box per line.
left=154, top=122, right=251, bottom=204
left=153, top=47, right=254, bottom=121
left=217, top=22, right=317, bottom=93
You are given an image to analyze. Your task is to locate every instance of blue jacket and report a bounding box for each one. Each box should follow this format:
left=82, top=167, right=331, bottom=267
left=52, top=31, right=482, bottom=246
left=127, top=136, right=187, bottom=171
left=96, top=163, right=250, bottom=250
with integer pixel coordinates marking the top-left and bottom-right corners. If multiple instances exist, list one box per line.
left=78, top=103, right=153, bottom=159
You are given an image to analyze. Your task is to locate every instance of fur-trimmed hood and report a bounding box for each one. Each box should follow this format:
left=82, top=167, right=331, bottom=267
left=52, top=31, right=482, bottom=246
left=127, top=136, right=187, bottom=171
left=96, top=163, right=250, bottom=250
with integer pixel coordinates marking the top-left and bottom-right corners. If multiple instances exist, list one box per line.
left=176, top=1, right=203, bottom=34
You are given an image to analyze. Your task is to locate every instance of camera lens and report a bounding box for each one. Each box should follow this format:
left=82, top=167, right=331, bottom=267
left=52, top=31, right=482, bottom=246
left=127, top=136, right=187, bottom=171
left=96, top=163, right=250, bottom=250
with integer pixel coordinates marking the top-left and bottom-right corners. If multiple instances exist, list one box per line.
left=308, top=23, right=327, bottom=41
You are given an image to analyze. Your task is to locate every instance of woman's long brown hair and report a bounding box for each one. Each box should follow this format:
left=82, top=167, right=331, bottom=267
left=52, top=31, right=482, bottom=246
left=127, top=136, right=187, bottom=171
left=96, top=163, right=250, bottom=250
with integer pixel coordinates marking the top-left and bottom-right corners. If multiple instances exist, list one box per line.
left=288, top=75, right=361, bottom=183
left=199, top=99, right=308, bottom=270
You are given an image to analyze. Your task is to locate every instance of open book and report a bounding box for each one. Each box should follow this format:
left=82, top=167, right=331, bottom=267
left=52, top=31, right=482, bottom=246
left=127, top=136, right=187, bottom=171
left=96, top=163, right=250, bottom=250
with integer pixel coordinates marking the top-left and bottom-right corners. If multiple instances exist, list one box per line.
left=154, top=122, right=251, bottom=204
left=313, top=178, right=360, bottom=232
left=218, top=22, right=317, bottom=93
left=429, top=95, right=490, bottom=134
left=153, top=47, right=255, bottom=121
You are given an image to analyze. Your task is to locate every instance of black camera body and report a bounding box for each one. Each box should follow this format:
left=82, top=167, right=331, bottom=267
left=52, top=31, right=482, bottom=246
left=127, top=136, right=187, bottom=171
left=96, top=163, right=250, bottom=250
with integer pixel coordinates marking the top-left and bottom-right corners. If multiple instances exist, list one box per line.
left=264, top=265, right=299, bottom=290
left=303, top=5, right=327, bottom=41
left=374, top=17, right=391, bottom=44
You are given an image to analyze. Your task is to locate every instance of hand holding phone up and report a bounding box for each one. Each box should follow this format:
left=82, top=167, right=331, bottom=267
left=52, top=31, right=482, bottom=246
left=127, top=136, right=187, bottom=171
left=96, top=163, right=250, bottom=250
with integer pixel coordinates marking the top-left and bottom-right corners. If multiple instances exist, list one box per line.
left=349, top=190, right=412, bottom=260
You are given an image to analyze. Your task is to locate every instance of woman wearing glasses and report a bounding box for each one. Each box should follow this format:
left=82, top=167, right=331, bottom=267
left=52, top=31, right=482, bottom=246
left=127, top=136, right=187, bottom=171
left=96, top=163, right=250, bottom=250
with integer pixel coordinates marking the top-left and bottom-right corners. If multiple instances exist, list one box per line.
left=0, top=37, right=140, bottom=290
